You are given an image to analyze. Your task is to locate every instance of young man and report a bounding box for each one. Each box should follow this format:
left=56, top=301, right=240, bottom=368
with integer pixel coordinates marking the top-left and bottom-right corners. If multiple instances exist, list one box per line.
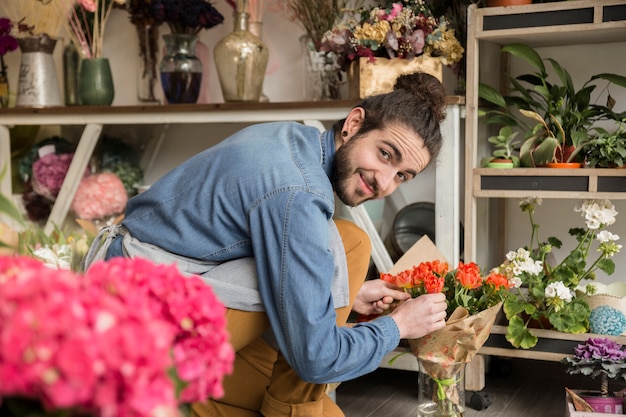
left=83, top=72, right=449, bottom=417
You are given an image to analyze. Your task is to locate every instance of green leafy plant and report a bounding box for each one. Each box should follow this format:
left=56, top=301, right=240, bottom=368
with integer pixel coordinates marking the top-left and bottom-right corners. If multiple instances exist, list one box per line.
left=492, top=198, right=622, bottom=349
left=585, top=119, right=626, bottom=168
left=480, top=126, right=521, bottom=167
left=478, top=43, right=626, bottom=167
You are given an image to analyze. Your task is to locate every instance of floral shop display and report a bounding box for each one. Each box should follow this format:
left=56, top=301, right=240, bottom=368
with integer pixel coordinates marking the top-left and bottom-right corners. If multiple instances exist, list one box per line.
left=0, top=17, right=17, bottom=107
left=493, top=198, right=622, bottom=350
left=563, top=338, right=626, bottom=414
left=214, top=0, right=269, bottom=102
left=320, top=0, right=464, bottom=98
left=0, top=255, right=234, bottom=417
left=377, top=236, right=512, bottom=417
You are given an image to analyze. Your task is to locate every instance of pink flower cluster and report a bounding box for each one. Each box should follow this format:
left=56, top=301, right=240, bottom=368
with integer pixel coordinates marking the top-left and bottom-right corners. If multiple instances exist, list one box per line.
left=71, top=172, right=129, bottom=220
left=0, top=256, right=234, bottom=417
left=32, top=153, right=90, bottom=201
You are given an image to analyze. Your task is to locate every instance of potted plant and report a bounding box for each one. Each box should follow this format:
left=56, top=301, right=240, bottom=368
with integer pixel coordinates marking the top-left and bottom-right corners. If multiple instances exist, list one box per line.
left=478, top=43, right=626, bottom=167
left=585, top=119, right=626, bottom=168
left=480, top=126, right=520, bottom=168
left=562, top=337, right=626, bottom=414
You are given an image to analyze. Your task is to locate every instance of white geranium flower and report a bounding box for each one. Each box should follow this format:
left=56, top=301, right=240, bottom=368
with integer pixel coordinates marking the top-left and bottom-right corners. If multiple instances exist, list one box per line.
left=597, top=230, right=620, bottom=243
left=509, top=277, right=522, bottom=288
left=545, top=281, right=573, bottom=303
left=32, top=245, right=71, bottom=270
left=575, top=199, right=618, bottom=229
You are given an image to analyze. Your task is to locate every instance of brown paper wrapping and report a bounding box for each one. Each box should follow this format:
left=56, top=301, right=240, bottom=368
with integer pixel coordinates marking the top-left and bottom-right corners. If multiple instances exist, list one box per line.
left=408, top=302, right=502, bottom=366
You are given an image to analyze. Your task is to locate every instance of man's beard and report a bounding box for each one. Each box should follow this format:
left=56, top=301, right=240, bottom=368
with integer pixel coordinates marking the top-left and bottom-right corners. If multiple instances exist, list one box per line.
left=332, top=137, right=378, bottom=207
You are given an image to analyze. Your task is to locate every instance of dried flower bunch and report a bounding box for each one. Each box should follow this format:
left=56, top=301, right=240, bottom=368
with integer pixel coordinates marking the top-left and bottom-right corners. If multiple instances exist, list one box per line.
left=0, top=17, right=17, bottom=80
left=320, top=0, right=463, bottom=72
left=562, top=337, right=626, bottom=397
left=0, top=255, right=234, bottom=417
left=381, top=260, right=511, bottom=317
left=494, top=198, right=622, bottom=349
left=133, top=0, right=224, bottom=35
left=0, top=0, right=65, bottom=39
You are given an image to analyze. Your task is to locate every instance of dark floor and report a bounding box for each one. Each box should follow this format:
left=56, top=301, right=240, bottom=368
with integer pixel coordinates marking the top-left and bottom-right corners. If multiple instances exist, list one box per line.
left=336, top=356, right=625, bottom=417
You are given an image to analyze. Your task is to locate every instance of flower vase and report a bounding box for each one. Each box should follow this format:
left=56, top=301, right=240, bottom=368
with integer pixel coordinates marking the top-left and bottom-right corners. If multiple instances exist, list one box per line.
left=248, top=20, right=269, bottom=102
left=0, top=70, right=8, bottom=108
left=135, top=23, right=159, bottom=103
left=63, top=43, right=80, bottom=105
left=16, top=35, right=62, bottom=108
left=300, top=36, right=343, bottom=101
left=78, top=57, right=115, bottom=105
left=160, top=33, right=203, bottom=104
left=417, top=359, right=465, bottom=417
left=213, top=11, right=269, bottom=102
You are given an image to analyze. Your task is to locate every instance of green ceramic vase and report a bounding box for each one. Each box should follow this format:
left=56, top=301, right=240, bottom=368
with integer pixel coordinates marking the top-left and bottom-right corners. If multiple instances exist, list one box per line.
left=79, top=57, right=114, bottom=105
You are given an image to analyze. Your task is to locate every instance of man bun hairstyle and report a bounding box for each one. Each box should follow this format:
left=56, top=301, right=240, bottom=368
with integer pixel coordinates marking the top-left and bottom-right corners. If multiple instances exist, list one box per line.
left=333, top=71, right=447, bottom=164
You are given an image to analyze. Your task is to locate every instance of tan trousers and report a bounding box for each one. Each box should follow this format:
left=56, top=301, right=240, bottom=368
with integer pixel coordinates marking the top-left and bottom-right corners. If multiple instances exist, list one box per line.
left=191, top=219, right=371, bottom=417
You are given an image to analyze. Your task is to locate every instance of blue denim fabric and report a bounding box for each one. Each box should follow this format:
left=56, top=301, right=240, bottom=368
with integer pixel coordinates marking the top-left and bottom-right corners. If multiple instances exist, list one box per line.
left=107, top=121, right=400, bottom=383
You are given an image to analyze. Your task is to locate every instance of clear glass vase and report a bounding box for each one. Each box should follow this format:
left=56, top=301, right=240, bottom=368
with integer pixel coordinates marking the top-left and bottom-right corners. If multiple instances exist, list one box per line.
left=300, top=35, right=343, bottom=101
left=135, top=23, right=160, bottom=103
left=213, top=11, right=269, bottom=102
left=417, top=359, right=466, bottom=417
left=160, top=33, right=203, bottom=104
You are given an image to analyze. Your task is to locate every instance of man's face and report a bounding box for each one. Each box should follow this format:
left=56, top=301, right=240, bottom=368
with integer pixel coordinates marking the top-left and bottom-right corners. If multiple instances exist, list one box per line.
left=333, top=122, right=430, bottom=207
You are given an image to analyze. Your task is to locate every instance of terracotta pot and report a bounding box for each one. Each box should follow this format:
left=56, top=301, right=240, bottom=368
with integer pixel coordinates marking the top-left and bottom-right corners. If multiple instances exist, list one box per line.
left=545, top=162, right=583, bottom=168
left=487, top=0, right=532, bottom=6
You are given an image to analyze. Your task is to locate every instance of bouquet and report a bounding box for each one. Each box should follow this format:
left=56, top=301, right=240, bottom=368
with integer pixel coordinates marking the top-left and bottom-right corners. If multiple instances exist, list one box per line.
left=0, top=255, right=234, bottom=417
left=134, top=0, right=224, bottom=35
left=378, top=237, right=511, bottom=416
left=319, top=0, right=463, bottom=72
left=493, top=198, right=622, bottom=349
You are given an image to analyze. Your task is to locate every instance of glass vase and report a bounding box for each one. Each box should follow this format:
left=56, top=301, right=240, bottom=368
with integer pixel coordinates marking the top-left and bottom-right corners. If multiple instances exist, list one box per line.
left=300, top=35, right=343, bottom=101
left=160, top=33, right=202, bottom=104
left=135, top=23, right=159, bottom=103
left=213, top=11, right=269, bottom=102
left=0, top=70, right=8, bottom=108
left=16, top=35, right=62, bottom=108
left=63, top=43, right=80, bottom=106
left=417, top=359, right=465, bottom=417
left=79, top=57, right=115, bottom=106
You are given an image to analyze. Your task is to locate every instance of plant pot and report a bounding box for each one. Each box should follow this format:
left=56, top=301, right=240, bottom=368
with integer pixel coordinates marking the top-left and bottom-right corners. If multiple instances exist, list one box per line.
left=580, top=392, right=624, bottom=414
left=545, top=162, right=583, bottom=168
left=586, top=293, right=626, bottom=336
left=486, top=0, right=532, bottom=6
left=486, top=159, right=514, bottom=169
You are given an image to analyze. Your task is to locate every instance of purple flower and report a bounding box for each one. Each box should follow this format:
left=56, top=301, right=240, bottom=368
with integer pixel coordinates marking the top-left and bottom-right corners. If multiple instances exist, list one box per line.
left=574, top=338, right=626, bottom=362
left=0, top=17, right=18, bottom=57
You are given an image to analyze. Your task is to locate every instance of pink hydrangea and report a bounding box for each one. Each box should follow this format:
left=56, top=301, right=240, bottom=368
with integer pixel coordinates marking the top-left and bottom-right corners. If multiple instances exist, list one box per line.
left=71, top=172, right=128, bottom=220
left=31, top=153, right=90, bottom=201
left=0, top=256, right=234, bottom=416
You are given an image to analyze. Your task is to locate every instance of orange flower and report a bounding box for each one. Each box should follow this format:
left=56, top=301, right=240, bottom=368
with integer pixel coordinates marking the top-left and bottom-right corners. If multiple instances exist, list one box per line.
left=485, top=271, right=511, bottom=290
left=454, top=262, right=482, bottom=289
left=424, top=274, right=445, bottom=294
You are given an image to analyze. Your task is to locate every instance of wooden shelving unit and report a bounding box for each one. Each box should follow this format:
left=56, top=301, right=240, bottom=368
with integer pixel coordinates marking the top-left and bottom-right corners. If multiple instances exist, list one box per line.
left=463, top=0, right=626, bottom=391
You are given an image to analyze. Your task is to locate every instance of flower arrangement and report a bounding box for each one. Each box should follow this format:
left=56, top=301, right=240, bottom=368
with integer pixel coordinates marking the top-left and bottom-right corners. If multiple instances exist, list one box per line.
left=0, top=17, right=17, bottom=71
left=55, top=0, right=126, bottom=59
left=0, top=255, right=234, bottom=417
left=136, top=0, right=224, bottom=35
left=380, top=256, right=511, bottom=417
left=562, top=337, right=626, bottom=398
left=493, top=198, right=622, bottom=349
left=320, top=0, right=464, bottom=72
left=71, top=171, right=128, bottom=221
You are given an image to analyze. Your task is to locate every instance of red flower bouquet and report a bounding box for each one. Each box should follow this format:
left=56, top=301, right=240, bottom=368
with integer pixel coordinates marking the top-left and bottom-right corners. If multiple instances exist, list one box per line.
left=0, top=256, right=234, bottom=417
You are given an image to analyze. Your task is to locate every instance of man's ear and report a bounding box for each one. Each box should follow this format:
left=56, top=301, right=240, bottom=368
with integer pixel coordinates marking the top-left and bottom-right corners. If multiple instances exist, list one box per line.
left=340, top=107, right=365, bottom=143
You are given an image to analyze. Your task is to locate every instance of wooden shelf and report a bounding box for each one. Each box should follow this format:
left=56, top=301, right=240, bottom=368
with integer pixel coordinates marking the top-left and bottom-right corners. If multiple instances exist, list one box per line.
left=473, top=168, right=626, bottom=199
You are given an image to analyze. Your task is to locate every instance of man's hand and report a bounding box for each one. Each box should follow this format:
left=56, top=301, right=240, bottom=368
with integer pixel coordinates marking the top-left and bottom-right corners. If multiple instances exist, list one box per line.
left=388, top=293, right=448, bottom=339
left=352, top=279, right=411, bottom=316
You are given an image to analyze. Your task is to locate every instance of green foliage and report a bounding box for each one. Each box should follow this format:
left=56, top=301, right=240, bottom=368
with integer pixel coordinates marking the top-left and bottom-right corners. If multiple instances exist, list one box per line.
left=584, top=120, right=626, bottom=168
left=478, top=43, right=626, bottom=167
left=480, top=126, right=521, bottom=167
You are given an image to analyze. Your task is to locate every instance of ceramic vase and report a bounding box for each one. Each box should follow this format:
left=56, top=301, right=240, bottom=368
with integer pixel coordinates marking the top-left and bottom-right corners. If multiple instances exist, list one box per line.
left=16, top=35, right=62, bottom=108
left=160, top=33, right=202, bottom=104
left=417, top=359, right=466, bottom=417
left=79, top=58, right=115, bottom=105
left=213, top=11, right=269, bottom=102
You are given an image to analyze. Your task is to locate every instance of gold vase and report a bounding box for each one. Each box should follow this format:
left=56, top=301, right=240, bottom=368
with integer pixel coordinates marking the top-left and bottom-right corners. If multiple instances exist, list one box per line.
left=347, top=56, right=443, bottom=99
left=213, top=11, right=269, bottom=102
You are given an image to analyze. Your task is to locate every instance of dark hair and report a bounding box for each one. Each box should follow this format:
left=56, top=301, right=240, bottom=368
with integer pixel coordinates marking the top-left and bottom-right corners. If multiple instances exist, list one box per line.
left=333, top=72, right=447, bottom=163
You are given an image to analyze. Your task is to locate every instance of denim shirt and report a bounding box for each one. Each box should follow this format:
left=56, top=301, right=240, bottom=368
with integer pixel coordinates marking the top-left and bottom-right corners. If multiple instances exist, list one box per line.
left=107, top=121, right=400, bottom=383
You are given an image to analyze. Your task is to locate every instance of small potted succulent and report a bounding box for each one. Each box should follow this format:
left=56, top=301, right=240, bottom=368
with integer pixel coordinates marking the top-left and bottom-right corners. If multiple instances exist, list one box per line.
left=562, top=337, right=626, bottom=414
left=480, top=126, right=520, bottom=168
left=585, top=120, right=626, bottom=168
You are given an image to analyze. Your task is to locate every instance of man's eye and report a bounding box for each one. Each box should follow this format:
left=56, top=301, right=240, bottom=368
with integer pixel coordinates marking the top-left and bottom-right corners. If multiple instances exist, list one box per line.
left=397, top=172, right=407, bottom=182
left=381, top=149, right=390, bottom=160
